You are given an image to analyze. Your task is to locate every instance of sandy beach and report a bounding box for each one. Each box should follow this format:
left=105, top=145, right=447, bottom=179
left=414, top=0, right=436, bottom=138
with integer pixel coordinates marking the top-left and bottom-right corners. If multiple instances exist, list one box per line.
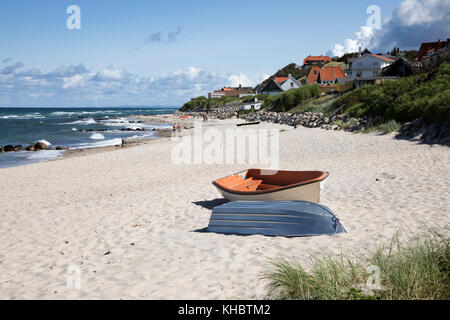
left=0, top=118, right=449, bottom=299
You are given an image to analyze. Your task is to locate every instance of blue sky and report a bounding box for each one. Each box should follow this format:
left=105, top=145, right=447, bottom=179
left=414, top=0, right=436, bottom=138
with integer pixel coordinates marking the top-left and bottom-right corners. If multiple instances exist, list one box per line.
left=1, top=0, right=448, bottom=107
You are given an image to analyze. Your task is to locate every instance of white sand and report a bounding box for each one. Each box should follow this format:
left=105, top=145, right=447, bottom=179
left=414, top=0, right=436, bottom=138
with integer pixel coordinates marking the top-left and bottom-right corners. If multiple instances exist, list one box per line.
left=0, top=119, right=449, bottom=299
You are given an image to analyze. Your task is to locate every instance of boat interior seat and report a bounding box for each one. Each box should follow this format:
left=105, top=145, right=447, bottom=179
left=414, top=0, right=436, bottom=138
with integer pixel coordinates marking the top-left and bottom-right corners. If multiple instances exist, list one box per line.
left=257, top=183, right=280, bottom=190
left=221, top=177, right=265, bottom=191
left=236, top=179, right=263, bottom=191
left=218, top=175, right=243, bottom=186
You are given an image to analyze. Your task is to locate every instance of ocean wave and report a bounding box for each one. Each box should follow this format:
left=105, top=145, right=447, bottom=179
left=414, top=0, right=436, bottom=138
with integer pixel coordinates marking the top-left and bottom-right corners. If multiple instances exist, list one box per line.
left=26, top=150, right=64, bottom=160
left=0, top=113, right=45, bottom=120
left=50, top=110, right=119, bottom=117
left=97, top=117, right=128, bottom=125
left=98, top=118, right=169, bottom=130
left=81, top=110, right=118, bottom=115
left=38, top=139, right=52, bottom=146
left=89, top=133, right=105, bottom=140
left=65, top=118, right=97, bottom=125
left=50, top=111, right=77, bottom=116
left=71, top=138, right=123, bottom=149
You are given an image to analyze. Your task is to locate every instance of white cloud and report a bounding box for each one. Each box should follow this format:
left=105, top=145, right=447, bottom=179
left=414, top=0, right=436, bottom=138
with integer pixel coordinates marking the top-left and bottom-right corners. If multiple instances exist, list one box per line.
left=227, top=72, right=254, bottom=87
left=329, top=26, right=374, bottom=57
left=91, top=67, right=124, bottom=81
left=328, top=0, right=450, bottom=56
left=0, top=60, right=255, bottom=107
left=396, top=0, right=448, bottom=26
left=1, top=62, right=24, bottom=75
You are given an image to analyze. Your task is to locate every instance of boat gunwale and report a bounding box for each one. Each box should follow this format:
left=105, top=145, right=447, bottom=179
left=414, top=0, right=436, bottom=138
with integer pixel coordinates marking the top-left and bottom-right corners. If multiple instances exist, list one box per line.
left=212, top=169, right=329, bottom=196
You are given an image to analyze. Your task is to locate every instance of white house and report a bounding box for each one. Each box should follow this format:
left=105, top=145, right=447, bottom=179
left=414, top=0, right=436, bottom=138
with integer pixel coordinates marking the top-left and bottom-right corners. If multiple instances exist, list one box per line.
left=258, top=74, right=302, bottom=95
left=240, top=98, right=263, bottom=111
left=346, top=54, right=395, bottom=86
left=277, top=75, right=302, bottom=91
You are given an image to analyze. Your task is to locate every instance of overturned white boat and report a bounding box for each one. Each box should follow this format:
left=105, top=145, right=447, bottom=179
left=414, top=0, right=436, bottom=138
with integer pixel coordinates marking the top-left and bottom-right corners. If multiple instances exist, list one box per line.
left=207, top=201, right=345, bottom=237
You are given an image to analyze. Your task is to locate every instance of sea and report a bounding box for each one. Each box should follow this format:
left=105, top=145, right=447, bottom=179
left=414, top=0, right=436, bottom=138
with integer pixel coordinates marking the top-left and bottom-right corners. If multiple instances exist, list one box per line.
left=0, top=107, right=178, bottom=169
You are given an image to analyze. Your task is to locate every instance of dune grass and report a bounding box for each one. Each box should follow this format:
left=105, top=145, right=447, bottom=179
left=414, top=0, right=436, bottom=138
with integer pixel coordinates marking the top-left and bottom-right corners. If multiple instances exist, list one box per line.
left=332, top=119, right=359, bottom=130
left=288, top=95, right=338, bottom=114
left=364, top=120, right=402, bottom=134
left=263, top=233, right=449, bottom=300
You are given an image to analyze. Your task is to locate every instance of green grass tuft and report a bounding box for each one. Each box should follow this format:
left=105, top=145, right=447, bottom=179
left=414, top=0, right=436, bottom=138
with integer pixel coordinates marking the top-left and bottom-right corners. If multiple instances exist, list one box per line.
left=364, top=120, right=402, bottom=134
left=263, top=233, right=449, bottom=300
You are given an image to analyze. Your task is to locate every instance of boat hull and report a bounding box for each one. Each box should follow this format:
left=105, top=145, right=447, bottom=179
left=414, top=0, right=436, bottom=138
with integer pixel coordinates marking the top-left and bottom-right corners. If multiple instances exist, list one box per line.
left=207, top=201, right=345, bottom=237
left=213, top=169, right=328, bottom=203
left=216, top=180, right=322, bottom=203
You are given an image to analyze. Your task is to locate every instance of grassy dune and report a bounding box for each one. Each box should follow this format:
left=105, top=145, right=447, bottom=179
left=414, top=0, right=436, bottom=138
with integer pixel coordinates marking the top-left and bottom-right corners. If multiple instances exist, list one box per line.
left=263, top=233, right=449, bottom=300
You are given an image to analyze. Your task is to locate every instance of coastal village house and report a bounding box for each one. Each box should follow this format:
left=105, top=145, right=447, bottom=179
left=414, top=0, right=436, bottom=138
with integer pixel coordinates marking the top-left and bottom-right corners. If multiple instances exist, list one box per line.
left=416, top=39, right=450, bottom=61
left=239, top=98, right=263, bottom=111
left=208, top=85, right=254, bottom=99
left=345, top=54, right=395, bottom=87
left=258, top=74, right=302, bottom=95
left=307, top=66, right=346, bottom=85
left=303, top=55, right=332, bottom=67
left=381, top=57, right=416, bottom=78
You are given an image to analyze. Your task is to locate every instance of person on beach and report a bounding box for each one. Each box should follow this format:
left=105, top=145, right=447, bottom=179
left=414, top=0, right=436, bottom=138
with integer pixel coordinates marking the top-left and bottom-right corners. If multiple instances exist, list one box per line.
left=177, top=124, right=182, bottom=135
left=172, top=123, right=177, bottom=138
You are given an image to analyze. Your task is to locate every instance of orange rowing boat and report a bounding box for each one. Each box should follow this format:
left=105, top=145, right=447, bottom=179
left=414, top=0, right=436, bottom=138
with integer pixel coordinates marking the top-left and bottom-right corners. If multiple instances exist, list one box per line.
left=212, top=169, right=328, bottom=203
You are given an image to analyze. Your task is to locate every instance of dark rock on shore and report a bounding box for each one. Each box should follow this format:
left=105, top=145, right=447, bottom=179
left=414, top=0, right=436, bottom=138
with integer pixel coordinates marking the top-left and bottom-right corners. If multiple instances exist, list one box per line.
left=34, top=142, right=47, bottom=150
left=79, top=129, right=108, bottom=132
left=25, top=145, right=36, bottom=151
left=0, top=144, right=21, bottom=152
left=56, top=146, right=69, bottom=151
left=121, top=127, right=145, bottom=131
left=175, top=106, right=371, bottom=132
left=86, top=129, right=108, bottom=132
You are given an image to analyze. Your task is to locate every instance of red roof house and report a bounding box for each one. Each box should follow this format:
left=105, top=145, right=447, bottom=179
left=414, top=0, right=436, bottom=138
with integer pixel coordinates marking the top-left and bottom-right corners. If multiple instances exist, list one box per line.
left=303, top=55, right=332, bottom=66
left=307, top=66, right=346, bottom=85
left=417, top=39, right=450, bottom=60
left=307, top=66, right=321, bottom=84
left=274, top=77, right=289, bottom=83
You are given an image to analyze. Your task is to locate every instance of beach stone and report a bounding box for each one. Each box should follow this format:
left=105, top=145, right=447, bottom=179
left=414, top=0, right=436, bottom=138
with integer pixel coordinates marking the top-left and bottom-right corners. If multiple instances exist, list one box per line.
left=0, top=146, right=3, bottom=153
left=34, top=142, right=47, bottom=150
left=25, top=145, right=36, bottom=151
left=56, top=146, right=69, bottom=151
left=4, top=145, right=15, bottom=152
left=14, top=145, right=23, bottom=151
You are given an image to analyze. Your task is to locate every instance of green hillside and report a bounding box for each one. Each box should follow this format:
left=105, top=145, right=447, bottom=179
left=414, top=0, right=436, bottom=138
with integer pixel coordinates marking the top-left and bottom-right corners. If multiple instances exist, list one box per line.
left=330, top=61, right=450, bottom=123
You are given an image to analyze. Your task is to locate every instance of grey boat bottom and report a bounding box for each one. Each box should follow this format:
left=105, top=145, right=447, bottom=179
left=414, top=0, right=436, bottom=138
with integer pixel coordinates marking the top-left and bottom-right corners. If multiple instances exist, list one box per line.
left=207, top=201, right=346, bottom=237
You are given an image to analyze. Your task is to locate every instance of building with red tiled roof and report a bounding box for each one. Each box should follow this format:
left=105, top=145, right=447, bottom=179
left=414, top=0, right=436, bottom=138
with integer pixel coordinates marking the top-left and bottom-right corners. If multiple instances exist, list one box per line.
left=208, top=85, right=255, bottom=99
left=307, top=66, right=346, bottom=85
left=274, top=77, right=289, bottom=83
left=307, top=66, right=321, bottom=84
left=303, top=55, right=332, bottom=66
left=416, top=39, right=450, bottom=60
